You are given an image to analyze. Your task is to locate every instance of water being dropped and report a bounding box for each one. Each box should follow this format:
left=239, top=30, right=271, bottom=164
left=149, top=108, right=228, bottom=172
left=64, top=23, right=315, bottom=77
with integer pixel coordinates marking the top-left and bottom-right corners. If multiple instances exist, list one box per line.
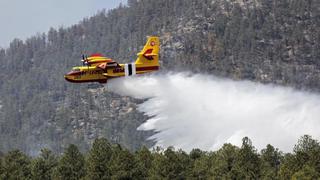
left=108, top=72, right=320, bottom=152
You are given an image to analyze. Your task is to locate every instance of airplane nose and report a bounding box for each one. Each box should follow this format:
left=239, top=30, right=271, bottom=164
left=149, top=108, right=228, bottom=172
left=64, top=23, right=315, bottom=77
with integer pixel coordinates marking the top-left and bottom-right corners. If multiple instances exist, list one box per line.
left=64, top=75, right=72, bottom=82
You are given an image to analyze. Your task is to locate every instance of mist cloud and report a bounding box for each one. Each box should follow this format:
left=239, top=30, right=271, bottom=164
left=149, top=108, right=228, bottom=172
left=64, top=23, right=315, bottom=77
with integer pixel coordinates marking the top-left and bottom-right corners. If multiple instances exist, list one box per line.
left=109, top=72, right=320, bottom=152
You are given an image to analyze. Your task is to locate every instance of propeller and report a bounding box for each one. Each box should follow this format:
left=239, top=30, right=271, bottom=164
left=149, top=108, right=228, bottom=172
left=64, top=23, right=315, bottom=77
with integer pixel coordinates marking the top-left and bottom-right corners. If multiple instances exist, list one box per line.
left=81, top=54, right=89, bottom=66
left=82, top=54, right=85, bottom=66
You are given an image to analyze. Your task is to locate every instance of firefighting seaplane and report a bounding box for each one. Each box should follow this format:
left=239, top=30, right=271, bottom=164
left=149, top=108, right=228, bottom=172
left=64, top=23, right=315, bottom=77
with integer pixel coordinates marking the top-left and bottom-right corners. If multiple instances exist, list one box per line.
left=64, top=36, right=160, bottom=83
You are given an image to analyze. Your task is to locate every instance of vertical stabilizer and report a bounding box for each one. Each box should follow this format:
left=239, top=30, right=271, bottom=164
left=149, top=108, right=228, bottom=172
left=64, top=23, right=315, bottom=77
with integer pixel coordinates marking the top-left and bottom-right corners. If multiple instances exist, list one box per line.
left=135, top=36, right=160, bottom=66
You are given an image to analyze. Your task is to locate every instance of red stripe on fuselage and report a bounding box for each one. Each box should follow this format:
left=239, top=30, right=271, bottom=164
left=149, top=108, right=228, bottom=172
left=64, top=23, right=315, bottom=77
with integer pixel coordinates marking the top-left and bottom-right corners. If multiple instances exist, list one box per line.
left=64, top=77, right=107, bottom=83
left=136, top=66, right=159, bottom=71
left=112, top=66, right=159, bottom=73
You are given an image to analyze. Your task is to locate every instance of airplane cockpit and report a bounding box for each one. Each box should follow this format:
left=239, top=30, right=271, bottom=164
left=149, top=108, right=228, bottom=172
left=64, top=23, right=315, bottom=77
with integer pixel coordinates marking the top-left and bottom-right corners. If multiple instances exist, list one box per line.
left=66, top=68, right=81, bottom=76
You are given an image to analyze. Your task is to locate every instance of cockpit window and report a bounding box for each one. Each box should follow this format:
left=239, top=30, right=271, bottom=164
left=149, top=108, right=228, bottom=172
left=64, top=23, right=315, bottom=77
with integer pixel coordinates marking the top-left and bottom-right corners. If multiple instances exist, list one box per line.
left=67, top=68, right=82, bottom=75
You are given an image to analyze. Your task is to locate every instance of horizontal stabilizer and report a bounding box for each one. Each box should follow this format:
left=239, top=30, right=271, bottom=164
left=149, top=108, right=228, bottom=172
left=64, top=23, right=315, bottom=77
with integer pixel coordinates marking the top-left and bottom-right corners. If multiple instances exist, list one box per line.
left=137, top=52, right=158, bottom=56
left=144, top=53, right=158, bottom=57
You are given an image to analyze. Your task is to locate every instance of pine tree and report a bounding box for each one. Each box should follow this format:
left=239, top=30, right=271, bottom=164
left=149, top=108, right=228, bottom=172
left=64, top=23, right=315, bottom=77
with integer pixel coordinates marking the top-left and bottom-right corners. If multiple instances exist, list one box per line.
left=292, top=165, right=320, bottom=180
left=260, top=144, right=282, bottom=179
left=149, top=147, right=190, bottom=180
left=293, top=135, right=320, bottom=171
left=209, top=143, right=239, bottom=179
left=54, top=144, right=85, bottom=179
left=31, top=148, right=58, bottom=180
left=134, top=146, right=153, bottom=179
left=109, top=144, right=136, bottom=179
left=279, top=153, right=296, bottom=180
left=280, top=135, right=320, bottom=179
left=234, top=137, right=261, bottom=179
left=189, top=149, right=210, bottom=179
left=86, top=138, right=113, bottom=180
left=2, top=150, right=31, bottom=179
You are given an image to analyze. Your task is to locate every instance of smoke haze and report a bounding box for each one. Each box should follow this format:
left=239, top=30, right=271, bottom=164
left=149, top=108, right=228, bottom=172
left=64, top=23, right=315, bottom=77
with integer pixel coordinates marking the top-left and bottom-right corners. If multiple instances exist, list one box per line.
left=109, top=72, right=320, bottom=152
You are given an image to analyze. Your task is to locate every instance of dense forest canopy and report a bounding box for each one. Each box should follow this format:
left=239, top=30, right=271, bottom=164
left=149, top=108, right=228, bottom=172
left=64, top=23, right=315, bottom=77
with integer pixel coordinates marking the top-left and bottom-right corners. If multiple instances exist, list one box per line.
left=1, top=135, right=320, bottom=179
left=0, top=0, right=319, bottom=155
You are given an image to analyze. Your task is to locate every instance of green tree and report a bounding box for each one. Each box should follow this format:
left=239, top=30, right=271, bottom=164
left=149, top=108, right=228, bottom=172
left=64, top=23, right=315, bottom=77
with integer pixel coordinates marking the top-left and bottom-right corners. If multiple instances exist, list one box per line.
left=280, top=135, right=320, bottom=179
left=148, top=147, right=166, bottom=180
left=189, top=148, right=205, bottom=160
left=134, top=146, right=153, bottom=179
left=209, top=143, right=239, bottom=179
left=86, top=138, right=113, bottom=180
left=54, top=144, right=85, bottom=180
left=149, top=147, right=190, bottom=180
left=189, top=149, right=210, bottom=179
left=279, top=153, right=296, bottom=180
left=293, top=135, right=320, bottom=172
left=234, top=137, right=261, bottom=179
left=109, top=144, right=136, bottom=179
left=31, top=148, right=57, bottom=180
left=260, top=144, right=282, bottom=179
left=2, top=150, right=31, bottom=179
left=292, top=165, right=320, bottom=180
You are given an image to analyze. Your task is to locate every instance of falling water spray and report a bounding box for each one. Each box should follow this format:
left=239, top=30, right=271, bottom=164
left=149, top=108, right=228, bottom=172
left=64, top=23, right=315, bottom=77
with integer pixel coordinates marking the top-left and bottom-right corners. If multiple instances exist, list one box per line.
left=108, top=72, right=320, bottom=152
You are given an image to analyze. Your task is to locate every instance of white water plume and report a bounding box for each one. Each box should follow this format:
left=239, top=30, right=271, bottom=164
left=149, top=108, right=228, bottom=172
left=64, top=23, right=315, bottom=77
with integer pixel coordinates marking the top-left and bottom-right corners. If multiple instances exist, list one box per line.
left=108, top=72, right=320, bottom=152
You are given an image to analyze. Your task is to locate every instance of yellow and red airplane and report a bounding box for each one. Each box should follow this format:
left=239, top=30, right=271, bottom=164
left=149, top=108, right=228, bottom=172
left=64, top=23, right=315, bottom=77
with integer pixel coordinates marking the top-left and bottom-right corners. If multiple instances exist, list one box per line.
left=64, top=36, right=160, bottom=83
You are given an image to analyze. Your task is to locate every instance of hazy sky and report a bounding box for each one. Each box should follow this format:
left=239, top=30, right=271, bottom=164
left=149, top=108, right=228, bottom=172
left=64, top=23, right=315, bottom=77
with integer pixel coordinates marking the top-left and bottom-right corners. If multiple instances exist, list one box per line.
left=0, top=0, right=126, bottom=48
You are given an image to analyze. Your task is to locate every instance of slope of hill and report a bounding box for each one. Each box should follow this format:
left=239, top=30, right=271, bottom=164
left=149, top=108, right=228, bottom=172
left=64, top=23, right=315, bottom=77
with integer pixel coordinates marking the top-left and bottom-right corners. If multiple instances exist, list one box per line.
left=0, top=0, right=319, bottom=154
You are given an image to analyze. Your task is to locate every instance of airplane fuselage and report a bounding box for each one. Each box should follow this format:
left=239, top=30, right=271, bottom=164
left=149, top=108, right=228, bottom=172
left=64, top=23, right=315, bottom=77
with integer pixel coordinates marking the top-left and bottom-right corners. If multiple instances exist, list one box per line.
left=64, top=63, right=159, bottom=83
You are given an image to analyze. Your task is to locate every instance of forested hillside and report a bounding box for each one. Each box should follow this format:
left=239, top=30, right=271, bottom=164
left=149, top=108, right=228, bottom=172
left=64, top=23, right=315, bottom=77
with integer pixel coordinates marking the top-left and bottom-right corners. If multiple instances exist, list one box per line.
left=0, top=0, right=319, bottom=154
left=1, top=135, right=320, bottom=179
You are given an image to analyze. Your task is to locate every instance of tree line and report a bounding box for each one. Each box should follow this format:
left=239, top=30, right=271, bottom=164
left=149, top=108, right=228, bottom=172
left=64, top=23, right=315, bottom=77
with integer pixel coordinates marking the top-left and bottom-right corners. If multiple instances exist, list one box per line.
left=0, top=135, right=319, bottom=179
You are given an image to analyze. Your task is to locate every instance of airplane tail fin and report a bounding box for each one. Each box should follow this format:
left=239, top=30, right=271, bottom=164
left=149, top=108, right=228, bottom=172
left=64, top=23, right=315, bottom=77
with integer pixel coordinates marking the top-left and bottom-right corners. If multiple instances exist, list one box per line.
left=135, top=36, right=160, bottom=66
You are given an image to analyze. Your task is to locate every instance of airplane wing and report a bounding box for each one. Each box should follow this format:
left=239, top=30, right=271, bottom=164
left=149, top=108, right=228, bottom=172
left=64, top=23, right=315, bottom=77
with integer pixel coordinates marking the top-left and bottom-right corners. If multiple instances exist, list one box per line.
left=107, top=61, right=120, bottom=67
left=97, top=61, right=120, bottom=70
